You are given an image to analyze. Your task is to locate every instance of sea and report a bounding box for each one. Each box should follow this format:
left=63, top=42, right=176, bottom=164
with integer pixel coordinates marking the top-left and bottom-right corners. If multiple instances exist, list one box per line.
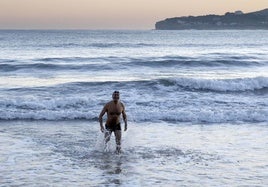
left=0, top=30, right=268, bottom=186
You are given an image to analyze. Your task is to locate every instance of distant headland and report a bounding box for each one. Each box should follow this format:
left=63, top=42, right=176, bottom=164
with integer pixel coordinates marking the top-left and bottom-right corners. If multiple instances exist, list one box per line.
left=155, top=9, right=268, bottom=30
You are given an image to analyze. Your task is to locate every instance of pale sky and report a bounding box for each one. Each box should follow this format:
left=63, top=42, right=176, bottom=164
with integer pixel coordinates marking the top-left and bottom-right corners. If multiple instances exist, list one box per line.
left=0, top=0, right=267, bottom=29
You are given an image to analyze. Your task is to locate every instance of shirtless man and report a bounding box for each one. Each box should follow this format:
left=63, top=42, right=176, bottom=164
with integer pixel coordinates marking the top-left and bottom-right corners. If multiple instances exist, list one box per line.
left=99, top=91, right=127, bottom=153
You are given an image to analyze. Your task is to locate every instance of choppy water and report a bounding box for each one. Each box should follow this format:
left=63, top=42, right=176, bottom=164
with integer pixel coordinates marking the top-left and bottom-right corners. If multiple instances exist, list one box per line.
left=0, top=30, right=268, bottom=123
left=0, top=30, right=268, bottom=186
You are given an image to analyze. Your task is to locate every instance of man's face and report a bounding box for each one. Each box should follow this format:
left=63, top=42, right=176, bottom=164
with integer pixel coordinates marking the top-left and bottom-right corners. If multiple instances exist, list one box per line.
left=112, top=92, right=120, bottom=101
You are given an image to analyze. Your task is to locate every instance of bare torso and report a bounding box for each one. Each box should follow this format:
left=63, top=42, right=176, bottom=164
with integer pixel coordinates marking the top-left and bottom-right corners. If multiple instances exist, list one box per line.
left=105, top=101, right=124, bottom=126
left=99, top=94, right=127, bottom=153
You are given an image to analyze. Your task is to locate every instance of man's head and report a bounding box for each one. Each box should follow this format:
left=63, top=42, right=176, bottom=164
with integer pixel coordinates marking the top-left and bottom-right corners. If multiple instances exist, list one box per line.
left=112, top=91, right=120, bottom=102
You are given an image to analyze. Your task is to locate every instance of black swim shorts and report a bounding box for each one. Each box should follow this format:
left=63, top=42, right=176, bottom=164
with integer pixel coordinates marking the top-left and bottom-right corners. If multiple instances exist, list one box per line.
left=105, top=123, right=121, bottom=132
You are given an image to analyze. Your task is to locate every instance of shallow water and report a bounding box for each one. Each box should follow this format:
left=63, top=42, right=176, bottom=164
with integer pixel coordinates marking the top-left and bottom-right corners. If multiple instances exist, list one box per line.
left=0, top=121, right=267, bottom=186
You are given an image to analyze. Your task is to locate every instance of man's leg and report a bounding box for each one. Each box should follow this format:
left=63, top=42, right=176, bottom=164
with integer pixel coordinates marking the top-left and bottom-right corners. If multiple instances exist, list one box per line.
left=104, top=130, right=112, bottom=152
left=114, top=130, right=122, bottom=153
left=104, top=130, right=111, bottom=143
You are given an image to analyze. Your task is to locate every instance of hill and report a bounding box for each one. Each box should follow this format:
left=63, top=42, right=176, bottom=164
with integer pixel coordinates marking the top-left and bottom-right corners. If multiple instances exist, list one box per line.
left=155, top=9, right=268, bottom=30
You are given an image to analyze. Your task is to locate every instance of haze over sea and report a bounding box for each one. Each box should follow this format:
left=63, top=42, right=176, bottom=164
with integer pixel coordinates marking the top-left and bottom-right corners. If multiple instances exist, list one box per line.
left=0, top=30, right=268, bottom=186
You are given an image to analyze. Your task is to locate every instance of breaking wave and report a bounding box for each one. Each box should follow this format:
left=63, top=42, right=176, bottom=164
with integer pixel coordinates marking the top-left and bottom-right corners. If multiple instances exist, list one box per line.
left=162, top=76, right=268, bottom=92
left=0, top=76, right=267, bottom=122
left=0, top=96, right=267, bottom=122
left=62, top=76, right=268, bottom=92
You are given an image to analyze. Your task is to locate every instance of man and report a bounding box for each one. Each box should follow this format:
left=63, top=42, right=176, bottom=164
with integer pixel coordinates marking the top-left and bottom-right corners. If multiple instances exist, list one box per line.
left=99, top=91, right=127, bottom=153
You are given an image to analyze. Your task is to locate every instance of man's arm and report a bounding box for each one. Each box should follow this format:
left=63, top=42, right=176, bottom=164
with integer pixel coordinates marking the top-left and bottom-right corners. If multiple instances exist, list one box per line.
left=122, top=103, right=128, bottom=131
left=99, top=104, right=107, bottom=132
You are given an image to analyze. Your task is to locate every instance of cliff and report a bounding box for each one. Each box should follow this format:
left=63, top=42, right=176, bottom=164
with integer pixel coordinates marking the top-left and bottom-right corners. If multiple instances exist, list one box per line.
left=155, top=9, right=268, bottom=30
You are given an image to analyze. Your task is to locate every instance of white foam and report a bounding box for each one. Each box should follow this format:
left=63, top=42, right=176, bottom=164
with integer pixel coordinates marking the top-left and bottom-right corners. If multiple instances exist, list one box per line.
left=0, top=89, right=267, bottom=123
left=172, top=76, right=268, bottom=91
left=0, top=76, right=267, bottom=122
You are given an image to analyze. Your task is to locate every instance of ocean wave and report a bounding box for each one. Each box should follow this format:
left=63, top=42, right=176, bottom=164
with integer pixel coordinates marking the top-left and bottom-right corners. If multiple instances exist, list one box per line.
left=3, top=75, right=265, bottom=93
left=129, top=55, right=267, bottom=67
left=1, top=54, right=266, bottom=73
left=0, top=76, right=267, bottom=122
left=33, top=56, right=131, bottom=63
left=0, top=97, right=97, bottom=120
left=131, top=109, right=268, bottom=123
left=88, top=42, right=156, bottom=48
left=0, top=59, right=18, bottom=63
left=34, top=57, right=96, bottom=62
left=0, top=62, right=114, bottom=72
left=29, top=76, right=265, bottom=96
left=166, top=76, right=268, bottom=92
left=37, top=42, right=157, bottom=48
left=0, top=63, right=58, bottom=72
left=0, top=96, right=267, bottom=123
left=0, top=57, right=99, bottom=65
left=65, top=76, right=268, bottom=92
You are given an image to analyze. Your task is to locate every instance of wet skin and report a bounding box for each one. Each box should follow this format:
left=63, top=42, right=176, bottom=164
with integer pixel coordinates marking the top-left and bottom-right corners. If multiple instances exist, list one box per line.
left=99, top=92, right=127, bottom=153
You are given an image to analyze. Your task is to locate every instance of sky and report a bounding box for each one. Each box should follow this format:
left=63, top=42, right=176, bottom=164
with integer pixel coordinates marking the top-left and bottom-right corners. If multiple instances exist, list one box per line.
left=0, top=0, right=267, bottom=29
